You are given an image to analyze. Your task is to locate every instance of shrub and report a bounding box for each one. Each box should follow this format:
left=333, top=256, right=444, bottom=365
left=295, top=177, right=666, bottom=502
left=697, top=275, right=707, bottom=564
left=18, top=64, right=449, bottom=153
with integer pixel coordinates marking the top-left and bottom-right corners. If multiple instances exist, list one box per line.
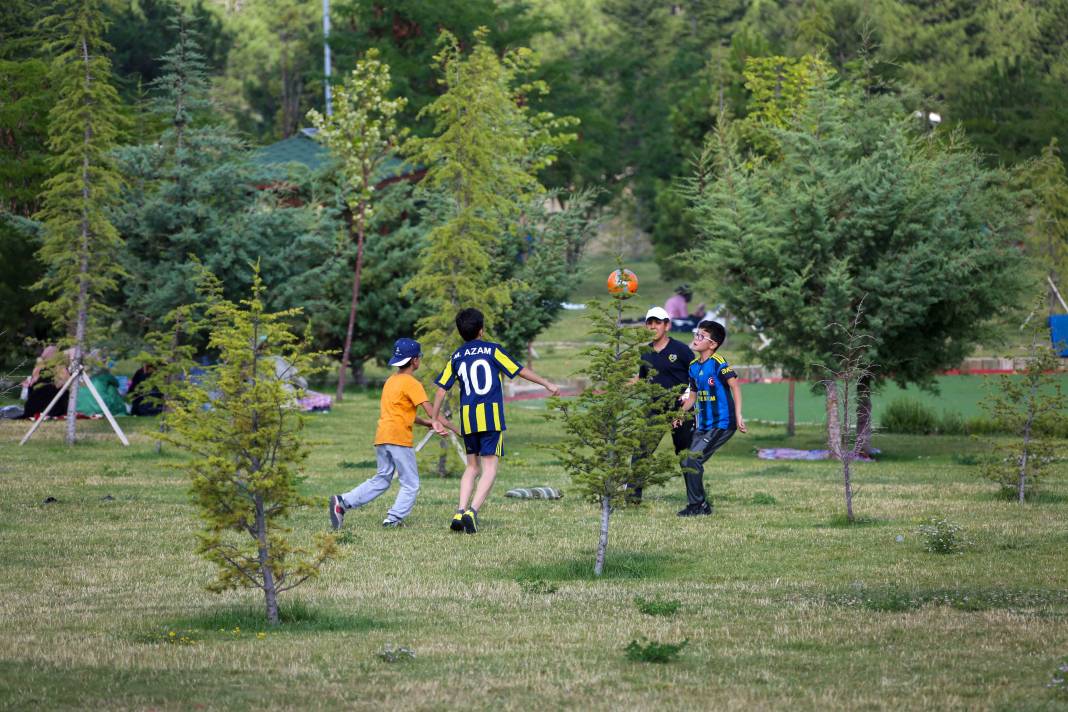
left=634, top=595, right=680, bottom=616
left=880, top=397, right=938, bottom=434
left=916, top=518, right=970, bottom=554
left=624, top=638, right=688, bottom=663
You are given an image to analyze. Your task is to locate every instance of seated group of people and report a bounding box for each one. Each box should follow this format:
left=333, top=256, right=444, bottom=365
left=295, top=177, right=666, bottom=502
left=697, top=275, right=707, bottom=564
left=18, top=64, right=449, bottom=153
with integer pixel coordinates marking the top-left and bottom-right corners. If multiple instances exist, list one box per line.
left=16, top=347, right=162, bottom=421
left=664, top=284, right=707, bottom=332
left=14, top=348, right=331, bottom=421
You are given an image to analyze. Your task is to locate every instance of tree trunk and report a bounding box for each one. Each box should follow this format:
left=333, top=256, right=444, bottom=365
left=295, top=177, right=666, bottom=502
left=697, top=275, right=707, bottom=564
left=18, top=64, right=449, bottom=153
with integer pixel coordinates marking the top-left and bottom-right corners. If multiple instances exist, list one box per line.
left=856, top=374, right=873, bottom=454
left=335, top=203, right=367, bottom=401
left=842, top=453, right=855, bottom=523
left=594, top=495, right=611, bottom=577
left=786, top=379, right=796, bottom=437
left=1018, top=378, right=1040, bottom=503
left=825, top=381, right=841, bottom=456
left=255, top=493, right=280, bottom=625
left=67, top=35, right=93, bottom=447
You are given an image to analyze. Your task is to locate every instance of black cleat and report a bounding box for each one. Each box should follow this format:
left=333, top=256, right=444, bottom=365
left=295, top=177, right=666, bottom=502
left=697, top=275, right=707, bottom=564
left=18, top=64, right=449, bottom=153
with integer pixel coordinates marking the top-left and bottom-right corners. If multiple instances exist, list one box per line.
left=679, top=501, right=713, bottom=517
left=461, top=508, right=478, bottom=534
left=382, top=517, right=404, bottom=528
left=450, top=511, right=464, bottom=532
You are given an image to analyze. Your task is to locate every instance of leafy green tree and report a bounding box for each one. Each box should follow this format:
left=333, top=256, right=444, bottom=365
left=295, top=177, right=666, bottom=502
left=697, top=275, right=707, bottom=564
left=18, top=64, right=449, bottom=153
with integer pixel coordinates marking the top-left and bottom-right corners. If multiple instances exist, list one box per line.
left=308, top=48, right=407, bottom=400
left=688, top=78, right=1027, bottom=449
left=213, top=0, right=321, bottom=139
left=980, top=321, right=1067, bottom=502
left=1016, top=140, right=1068, bottom=316
left=162, top=266, right=338, bottom=625
left=331, top=0, right=544, bottom=139
left=548, top=294, right=677, bottom=576
left=33, top=0, right=126, bottom=445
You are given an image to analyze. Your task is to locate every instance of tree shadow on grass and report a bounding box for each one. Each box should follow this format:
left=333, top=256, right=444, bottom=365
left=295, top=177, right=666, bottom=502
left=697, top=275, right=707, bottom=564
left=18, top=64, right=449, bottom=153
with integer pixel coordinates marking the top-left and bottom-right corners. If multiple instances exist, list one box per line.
left=153, top=599, right=392, bottom=636
left=511, top=551, right=678, bottom=582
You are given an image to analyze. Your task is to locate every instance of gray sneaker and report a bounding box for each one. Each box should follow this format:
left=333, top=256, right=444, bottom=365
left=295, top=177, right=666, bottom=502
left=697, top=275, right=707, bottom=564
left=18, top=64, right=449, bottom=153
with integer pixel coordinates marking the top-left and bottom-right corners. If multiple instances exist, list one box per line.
left=329, top=495, right=345, bottom=530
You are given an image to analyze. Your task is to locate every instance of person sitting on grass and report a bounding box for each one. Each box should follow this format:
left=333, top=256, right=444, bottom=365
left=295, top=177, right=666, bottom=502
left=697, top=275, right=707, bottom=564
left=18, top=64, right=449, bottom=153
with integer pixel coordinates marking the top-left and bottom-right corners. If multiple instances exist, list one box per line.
left=430, top=308, right=560, bottom=534
left=329, top=338, right=456, bottom=530
left=677, top=320, right=746, bottom=517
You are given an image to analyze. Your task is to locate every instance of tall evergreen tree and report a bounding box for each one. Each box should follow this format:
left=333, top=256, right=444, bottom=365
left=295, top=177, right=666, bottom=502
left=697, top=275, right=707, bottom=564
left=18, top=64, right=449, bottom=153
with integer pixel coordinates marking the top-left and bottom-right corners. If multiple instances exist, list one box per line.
left=33, top=0, right=125, bottom=445
left=0, top=0, right=56, bottom=363
left=402, top=28, right=574, bottom=370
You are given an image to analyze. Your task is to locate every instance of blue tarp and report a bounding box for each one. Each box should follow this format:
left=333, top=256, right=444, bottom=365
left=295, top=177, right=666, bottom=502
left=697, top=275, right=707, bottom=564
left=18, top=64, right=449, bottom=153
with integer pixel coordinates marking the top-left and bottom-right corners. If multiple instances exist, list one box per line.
left=1050, top=315, right=1068, bottom=357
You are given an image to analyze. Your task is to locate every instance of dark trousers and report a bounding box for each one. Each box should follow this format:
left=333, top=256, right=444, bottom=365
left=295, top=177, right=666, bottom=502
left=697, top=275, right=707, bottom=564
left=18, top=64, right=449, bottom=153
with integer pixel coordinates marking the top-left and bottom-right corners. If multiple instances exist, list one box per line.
left=628, top=418, right=696, bottom=502
left=680, top=428, right=735, bottom=506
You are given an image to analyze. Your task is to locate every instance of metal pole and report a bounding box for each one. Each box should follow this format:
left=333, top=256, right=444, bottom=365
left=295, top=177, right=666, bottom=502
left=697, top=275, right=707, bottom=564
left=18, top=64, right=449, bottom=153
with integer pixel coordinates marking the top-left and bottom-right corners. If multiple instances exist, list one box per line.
left=323, top=0, right=332, bottom=116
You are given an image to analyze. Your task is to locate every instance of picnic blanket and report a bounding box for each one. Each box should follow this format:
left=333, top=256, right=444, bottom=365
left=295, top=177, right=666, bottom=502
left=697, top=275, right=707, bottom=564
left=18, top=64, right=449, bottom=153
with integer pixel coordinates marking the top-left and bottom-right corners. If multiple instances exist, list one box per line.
left=505, top=487, right=564, bottom=499
left=757, top=448, right=876, bottom=462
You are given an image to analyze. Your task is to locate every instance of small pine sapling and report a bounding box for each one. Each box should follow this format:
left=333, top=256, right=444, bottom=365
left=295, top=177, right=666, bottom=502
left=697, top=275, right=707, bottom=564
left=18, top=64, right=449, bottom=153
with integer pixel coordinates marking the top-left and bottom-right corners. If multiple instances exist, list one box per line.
left=980, top=320, right=1067, bottom=502
left=548, top=292, right=679, bottom=576
left=162, top=266, right=337, bottom=625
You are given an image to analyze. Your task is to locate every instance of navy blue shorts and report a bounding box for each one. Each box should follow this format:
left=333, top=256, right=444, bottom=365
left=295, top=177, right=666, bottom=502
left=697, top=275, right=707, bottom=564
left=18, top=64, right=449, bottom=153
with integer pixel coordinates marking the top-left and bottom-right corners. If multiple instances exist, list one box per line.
left=463, top=431, right=503, bottom=457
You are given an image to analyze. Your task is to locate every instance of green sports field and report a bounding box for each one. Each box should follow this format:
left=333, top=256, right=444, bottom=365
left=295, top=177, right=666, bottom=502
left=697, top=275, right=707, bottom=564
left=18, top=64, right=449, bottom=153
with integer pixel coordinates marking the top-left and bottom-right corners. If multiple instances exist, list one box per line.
left=2, top=397, right=1067, bottom=710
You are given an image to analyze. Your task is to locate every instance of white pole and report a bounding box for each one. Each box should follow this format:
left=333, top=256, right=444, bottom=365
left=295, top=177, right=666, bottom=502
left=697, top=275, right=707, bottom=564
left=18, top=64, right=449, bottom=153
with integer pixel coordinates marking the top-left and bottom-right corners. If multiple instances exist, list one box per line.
left=19, top=367, right=80, bottom=445
left=78, top=371, right=130, bottom=446
left=323, top=0, right=332, bottom=117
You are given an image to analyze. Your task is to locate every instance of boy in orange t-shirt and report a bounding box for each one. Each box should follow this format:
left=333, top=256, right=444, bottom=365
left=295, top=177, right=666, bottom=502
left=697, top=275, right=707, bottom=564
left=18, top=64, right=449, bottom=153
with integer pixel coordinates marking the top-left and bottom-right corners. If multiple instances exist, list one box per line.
left=329, top=338, right=454, bottom=528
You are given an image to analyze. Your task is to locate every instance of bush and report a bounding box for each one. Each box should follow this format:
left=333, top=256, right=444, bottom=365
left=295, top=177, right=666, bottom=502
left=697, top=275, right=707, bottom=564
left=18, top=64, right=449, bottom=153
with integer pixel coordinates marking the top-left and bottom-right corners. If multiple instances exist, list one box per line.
left=881, top=397, right=938, bottom=434
left=634, top=595, right=680, bottom=616
left=624, top=638, right=688, bottom=663
left=916, top=518, right=970, bottom=554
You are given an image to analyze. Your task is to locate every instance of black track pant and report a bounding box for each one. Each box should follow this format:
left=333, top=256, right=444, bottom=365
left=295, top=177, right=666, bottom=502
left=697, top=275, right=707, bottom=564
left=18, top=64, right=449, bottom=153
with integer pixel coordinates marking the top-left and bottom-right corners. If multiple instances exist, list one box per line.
left=680, top=428, right=735, bottom=506
left=628, top=418, right=695, bottom=502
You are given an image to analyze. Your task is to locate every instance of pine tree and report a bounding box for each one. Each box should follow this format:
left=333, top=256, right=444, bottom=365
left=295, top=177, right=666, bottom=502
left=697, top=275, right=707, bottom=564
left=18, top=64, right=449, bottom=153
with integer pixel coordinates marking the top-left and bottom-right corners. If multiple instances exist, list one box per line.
left=688, top=76, right=1027, bottom=453
left=1016, top=140, right=1068, bottom=316
left=403, top=28, right=575, bottom=370
left=307, top=48, right=407, bottom=401
left=548, top=291, right=678, bottom=576
left=162, top=265, right=337, bottom=625
left=980, top=319, right=1067, bottom=503
left=112, top=12, right=338, bottom=339
left=33, top=0, right=125, bottom=445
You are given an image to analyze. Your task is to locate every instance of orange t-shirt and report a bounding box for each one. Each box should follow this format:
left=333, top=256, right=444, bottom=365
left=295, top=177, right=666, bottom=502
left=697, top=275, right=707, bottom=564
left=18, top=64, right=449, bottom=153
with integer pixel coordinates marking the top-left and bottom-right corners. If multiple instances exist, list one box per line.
left=374, top=373, right=429, bottom=447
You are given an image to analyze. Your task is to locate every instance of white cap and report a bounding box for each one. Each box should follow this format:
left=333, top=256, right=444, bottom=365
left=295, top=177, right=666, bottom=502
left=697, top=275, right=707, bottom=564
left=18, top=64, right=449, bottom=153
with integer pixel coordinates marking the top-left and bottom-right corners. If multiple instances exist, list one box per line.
left=645, top=306, right=671, bottom=322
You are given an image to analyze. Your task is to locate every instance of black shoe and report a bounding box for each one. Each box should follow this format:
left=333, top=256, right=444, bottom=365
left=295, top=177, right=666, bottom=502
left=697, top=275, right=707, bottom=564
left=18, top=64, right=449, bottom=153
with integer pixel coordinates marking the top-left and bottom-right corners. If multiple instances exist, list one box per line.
left=678, top=502, right=712, bottom=517
left=461, top=508, right=478, bottom=534
left=450, top=511, right=464, bottom=532
left=329, top=495, right=346, bottom=530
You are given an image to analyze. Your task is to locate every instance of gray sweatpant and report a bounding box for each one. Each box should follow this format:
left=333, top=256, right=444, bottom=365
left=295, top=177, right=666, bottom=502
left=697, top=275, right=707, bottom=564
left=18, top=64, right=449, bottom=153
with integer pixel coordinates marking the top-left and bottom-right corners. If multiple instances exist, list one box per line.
left=340, top=444, right=420, bottom=522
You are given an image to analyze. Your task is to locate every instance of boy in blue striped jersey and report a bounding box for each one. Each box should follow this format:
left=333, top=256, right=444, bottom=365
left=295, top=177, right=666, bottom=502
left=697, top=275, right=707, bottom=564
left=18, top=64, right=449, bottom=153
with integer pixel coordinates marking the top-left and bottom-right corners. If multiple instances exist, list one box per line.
left=677, top=320, right=746, bottom=516
left=431, top=308, right=560, bottom=533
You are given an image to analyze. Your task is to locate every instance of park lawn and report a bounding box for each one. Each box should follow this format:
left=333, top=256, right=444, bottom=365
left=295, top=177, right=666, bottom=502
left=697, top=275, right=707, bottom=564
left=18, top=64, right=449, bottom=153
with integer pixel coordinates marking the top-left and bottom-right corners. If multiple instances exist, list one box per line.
left=1, top=399, right=1067, bottom=711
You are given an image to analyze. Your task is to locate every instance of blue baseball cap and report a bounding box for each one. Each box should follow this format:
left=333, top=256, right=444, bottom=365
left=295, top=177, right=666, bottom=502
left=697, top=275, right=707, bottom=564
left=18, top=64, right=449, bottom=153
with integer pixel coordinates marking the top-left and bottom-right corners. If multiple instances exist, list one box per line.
left=388, top=338, right=422, bottom=366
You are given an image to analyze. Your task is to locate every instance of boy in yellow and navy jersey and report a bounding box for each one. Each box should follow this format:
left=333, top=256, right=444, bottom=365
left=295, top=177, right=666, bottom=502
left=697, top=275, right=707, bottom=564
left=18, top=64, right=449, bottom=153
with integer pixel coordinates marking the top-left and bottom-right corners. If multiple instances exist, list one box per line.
left=678, top=320, right=746, bottom=517
left=431, top=308, right=560, bottom=533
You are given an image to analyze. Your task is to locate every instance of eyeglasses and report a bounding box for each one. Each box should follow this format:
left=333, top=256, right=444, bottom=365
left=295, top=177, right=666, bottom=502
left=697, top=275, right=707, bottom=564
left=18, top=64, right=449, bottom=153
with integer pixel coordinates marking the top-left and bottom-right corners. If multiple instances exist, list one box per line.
left=692, top=333, right=711, bottom=342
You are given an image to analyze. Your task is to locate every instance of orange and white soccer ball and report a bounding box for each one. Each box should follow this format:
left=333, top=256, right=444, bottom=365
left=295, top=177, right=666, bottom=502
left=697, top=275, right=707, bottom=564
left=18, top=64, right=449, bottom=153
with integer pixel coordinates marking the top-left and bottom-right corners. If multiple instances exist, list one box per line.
left=607, top=269, right=639, bottom=298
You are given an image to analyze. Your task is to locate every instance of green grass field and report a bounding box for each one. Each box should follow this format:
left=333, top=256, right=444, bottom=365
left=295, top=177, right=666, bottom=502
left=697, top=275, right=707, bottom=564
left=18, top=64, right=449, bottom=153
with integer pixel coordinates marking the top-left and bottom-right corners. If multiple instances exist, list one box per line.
left=2, top=399, right=1068, bottom=710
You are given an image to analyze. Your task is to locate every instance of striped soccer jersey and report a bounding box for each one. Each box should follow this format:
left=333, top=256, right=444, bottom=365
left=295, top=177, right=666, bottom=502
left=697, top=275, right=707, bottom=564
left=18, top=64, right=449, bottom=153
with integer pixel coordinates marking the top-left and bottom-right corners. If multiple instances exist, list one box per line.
left=688, top=352, right=738, bottom=431
left=435, top=339, right=522, bottom=434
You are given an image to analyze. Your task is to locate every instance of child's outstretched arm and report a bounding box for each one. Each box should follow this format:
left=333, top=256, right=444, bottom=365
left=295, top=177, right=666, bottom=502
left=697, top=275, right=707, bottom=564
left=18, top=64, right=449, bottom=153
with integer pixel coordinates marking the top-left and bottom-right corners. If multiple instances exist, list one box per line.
left=430, top=386, right=448, bottom=421
left=517, top=366, right=560, bottom=396
left=419, top=401, right=456, bottom=435
left=728, top=378, right=746, bottom=433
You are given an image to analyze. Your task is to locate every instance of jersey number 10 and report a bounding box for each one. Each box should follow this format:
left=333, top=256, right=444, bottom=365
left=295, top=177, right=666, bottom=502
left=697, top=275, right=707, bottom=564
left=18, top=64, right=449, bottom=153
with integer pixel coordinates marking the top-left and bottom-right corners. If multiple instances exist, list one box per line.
left=457, top=359, right=493, bottom=396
